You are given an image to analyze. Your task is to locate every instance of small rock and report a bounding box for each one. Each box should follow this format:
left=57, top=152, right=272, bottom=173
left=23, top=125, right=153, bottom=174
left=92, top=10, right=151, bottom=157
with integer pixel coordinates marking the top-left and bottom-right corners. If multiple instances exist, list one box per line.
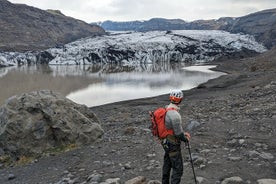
left=193, top=157, right=207, bottom=166
left=103, top=161, right=113, bottom=166
left=124, top=163, right=132, bottom=170
left=8, top=174, right=16, bottom=180
left=270, top=81, right=276, bottom=85
left=200, top=149, right=211, bottom=155
left=227, top=139, right=238, bottom=147
left=147, top=153, right=156, bottom=158
left=196, top=176, right=207, bottom=184
left=104, top=178, right=121, bottom=184
left=110, top=149, right=116, bottom=153
left=125, top=176, right=146, bottom=184
left=124, top=127, right=136, bottom=135
left=63, top=170, right=69, bottom=174
left=147, top=180, right=161, bottom=184
left=67, top=173, right=74, bottom=178
left=0, top=148, right=4, bottom=155
left=87, top=173, right=103, bottom=182
left=257, top=179, right=276, bottom=184
left=199, top=164, right=206, bottom=169
left=238, top=139, right=245, bottom=145
left=254, top=143, right=262, bottom=147
left=221, top=176, right=243, bottom=184
left=228, top=157, right=242, bottom=161
left=264, top=84, right=273, bottom=89
left=146, top=166, right=154, bottom=170
left=186, top=120, right=201, bottom=131
left=231, top=134, right=243, bottom=139
left=259, top=152, right=274, bottom=160
left=248, top=150, right=260, bottom=158
left=213, top=145, right=219, bottom=148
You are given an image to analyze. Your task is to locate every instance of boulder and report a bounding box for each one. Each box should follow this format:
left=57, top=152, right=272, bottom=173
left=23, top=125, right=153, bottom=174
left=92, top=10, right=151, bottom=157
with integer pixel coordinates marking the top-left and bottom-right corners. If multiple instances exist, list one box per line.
left=0, top=90, right=104, bottom=159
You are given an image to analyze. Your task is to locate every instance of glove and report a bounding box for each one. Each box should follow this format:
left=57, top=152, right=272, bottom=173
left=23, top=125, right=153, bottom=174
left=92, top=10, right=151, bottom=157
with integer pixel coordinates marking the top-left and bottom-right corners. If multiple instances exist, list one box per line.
left=176, top=132, right=191, bottom=143
left=184, top=132, right=191, bottom=142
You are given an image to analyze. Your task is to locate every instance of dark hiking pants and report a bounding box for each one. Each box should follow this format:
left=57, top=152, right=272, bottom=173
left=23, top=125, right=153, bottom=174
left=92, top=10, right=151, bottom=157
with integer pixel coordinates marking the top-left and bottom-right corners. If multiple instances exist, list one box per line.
left=162, top=140, right=183, bottom=184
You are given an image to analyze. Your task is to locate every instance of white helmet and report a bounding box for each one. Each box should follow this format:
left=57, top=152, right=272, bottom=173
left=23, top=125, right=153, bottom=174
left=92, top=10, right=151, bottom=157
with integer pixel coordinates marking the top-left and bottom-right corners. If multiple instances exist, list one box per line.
left=169, top=89, right=183, bottom=104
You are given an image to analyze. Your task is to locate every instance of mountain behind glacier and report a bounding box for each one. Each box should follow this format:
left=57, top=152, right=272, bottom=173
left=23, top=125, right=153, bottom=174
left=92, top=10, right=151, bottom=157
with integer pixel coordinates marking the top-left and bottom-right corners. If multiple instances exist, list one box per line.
left=0, top=30, right=267, bottom=67
left=95, top=9, right=276, bottom=49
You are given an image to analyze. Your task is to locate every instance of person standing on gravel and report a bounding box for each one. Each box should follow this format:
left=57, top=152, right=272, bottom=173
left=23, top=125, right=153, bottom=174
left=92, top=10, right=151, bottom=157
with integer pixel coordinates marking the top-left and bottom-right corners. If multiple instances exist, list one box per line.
left=162, top=89, right=191, bottom=184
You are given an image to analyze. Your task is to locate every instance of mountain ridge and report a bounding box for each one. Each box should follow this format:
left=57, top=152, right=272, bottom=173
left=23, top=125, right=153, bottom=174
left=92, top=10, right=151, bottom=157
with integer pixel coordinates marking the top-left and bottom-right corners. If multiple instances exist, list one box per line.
left=94, top=8, right=276, bottom=48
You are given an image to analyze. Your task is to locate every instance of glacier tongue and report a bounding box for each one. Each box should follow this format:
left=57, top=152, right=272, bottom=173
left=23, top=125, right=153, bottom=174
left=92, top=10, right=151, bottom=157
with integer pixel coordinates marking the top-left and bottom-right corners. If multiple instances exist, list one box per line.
left=0, top=30, right=267, bottom=66
left=47, top=30, right=267, bottom=65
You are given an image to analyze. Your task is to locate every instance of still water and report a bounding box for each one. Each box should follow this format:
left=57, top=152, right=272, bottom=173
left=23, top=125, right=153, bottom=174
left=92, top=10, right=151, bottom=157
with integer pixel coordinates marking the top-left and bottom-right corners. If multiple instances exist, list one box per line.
left=0, top=63, right=224, bottom=107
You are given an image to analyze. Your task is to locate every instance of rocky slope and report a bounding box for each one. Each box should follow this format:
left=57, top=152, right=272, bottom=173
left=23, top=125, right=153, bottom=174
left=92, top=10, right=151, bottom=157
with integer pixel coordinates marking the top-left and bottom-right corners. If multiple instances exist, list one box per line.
left=0, top=48, right=274, bottom=184
left=0, top=0, right=105, bottom=52
left=96, top=8, right=276, bottom=49
left=0, top=30, right=267, bottom=67
left=228, top=9, right=276, bottom=49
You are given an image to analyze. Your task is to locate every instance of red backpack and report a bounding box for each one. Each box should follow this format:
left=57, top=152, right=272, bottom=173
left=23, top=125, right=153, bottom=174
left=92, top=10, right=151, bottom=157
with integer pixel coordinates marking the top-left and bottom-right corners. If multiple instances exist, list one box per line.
left=149, top=107, right=175, bottom=139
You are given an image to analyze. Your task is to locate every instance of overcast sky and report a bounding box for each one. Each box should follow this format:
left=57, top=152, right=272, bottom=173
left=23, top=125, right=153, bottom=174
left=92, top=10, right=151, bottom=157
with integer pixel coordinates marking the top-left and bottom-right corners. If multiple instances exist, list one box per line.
left=9, top=0, right=276, bottom=23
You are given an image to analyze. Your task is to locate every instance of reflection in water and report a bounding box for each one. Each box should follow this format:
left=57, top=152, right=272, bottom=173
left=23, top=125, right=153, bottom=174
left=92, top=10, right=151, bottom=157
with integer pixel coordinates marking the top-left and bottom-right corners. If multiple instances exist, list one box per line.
left=0, top=65, right=102, bottom=105
left=0, top=63, right=224, bottom=107
left=67, top=63, right=225, bottom=106
left=86, top=61, right=185, bottom=74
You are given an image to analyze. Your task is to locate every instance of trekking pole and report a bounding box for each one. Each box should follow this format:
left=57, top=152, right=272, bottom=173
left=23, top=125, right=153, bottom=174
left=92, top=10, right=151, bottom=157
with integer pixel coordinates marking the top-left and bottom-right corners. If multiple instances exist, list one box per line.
left=187, top=141, right=198, bottom=184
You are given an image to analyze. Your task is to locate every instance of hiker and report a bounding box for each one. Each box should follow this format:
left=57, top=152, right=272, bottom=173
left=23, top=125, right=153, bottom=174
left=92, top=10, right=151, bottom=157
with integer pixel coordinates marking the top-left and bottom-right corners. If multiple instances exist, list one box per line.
left=162, top=89, right=191, bottom=184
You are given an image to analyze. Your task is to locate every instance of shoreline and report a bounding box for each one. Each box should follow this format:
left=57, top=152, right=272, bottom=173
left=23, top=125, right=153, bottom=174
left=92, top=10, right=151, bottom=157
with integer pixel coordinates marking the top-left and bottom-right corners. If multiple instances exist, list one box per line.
left=0, top=49, right=275, bottom=183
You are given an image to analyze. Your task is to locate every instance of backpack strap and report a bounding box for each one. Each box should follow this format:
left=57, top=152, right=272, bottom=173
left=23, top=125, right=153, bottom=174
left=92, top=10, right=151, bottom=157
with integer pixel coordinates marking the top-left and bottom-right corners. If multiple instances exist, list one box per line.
left=164, top=107, right=180, bottom=143
left=166, top=107, right=177, bottom=111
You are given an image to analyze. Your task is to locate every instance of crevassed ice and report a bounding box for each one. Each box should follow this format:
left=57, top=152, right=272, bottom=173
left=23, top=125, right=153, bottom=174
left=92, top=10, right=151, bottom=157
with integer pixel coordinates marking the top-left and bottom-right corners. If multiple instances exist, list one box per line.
left=0, top=30, right=267, bottom=66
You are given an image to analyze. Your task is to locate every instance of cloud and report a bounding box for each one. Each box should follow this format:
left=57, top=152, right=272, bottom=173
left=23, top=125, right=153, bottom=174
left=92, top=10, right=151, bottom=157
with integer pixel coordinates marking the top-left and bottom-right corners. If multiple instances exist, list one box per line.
left=8, top=0, right=276, bottom=22
left=92, top=0, right=276, bottom=21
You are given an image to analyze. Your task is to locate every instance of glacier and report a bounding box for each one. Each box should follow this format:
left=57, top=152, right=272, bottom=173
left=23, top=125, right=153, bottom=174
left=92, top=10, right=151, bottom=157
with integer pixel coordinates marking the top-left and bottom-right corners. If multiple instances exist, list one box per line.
left=0, top=30, right=267, bottom=67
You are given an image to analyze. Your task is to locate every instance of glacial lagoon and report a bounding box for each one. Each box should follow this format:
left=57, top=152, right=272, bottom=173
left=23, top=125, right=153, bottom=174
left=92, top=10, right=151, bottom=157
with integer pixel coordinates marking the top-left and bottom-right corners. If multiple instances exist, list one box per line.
left=0, top=63, right=224, bottom=107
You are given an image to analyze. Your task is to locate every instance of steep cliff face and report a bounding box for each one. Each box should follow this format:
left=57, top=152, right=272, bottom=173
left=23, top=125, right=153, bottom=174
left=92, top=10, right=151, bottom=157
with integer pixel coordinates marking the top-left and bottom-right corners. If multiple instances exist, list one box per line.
left=0, top=0, right=105, bottom=52
left=229, top=9, right=276, bottom=48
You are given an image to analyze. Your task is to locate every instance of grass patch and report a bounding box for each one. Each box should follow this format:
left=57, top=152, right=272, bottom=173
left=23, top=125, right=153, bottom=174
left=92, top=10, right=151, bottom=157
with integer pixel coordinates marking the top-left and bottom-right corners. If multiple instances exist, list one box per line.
left=0, top=155, right=13, bottom=167
left=44, top=143, right=78, bottom=155
left=0, top=143, right=78, bottom=167
left=16, top=156, right=34, bottom=166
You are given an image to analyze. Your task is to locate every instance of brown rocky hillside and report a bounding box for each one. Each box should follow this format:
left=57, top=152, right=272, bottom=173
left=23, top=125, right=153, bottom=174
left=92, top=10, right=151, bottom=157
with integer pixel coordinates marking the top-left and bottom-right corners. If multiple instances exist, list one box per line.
left=0, top=0, right=105, bottom=52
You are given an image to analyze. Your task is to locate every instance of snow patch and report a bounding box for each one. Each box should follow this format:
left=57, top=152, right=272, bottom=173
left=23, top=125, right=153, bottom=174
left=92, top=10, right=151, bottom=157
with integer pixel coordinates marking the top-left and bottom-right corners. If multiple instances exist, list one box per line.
left=182, top=65, right=218, bottom=73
